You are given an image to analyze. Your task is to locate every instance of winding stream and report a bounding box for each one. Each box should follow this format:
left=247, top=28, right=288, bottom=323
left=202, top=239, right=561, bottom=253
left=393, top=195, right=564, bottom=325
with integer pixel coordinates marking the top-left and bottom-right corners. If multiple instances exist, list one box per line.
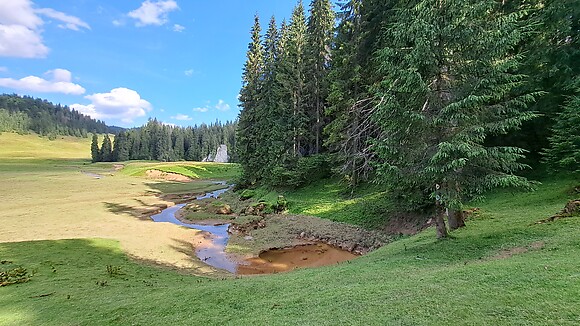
left=150, top=183, right=357, bottom=274
left=150, top=184, right=238, bottom=272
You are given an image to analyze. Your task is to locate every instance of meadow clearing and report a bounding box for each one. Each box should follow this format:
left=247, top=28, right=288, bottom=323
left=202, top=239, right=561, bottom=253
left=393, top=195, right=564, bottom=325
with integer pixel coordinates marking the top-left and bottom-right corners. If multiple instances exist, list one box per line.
left=0, top=133, right=579, bottom=325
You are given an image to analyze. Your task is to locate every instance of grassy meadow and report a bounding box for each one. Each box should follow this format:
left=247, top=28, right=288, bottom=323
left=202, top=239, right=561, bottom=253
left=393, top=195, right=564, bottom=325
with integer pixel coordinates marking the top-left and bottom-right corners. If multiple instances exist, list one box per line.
left=1, top=132, right=579, bottom=325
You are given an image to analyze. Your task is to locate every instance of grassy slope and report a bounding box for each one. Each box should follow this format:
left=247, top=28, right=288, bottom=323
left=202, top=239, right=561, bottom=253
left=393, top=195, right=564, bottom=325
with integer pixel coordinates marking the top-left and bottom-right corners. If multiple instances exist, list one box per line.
left=1, top=133, right=579, bottom=325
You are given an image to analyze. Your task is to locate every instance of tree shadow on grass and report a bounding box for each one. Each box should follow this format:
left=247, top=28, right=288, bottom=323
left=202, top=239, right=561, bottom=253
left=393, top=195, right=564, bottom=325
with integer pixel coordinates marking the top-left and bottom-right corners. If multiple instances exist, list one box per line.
left=103, top=202, right=166, bottom=220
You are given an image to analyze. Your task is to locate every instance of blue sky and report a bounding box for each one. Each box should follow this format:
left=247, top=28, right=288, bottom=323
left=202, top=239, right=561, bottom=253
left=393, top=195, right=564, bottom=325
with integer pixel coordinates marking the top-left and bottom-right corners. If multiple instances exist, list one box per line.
left=0, top=0, right=302, bottom=127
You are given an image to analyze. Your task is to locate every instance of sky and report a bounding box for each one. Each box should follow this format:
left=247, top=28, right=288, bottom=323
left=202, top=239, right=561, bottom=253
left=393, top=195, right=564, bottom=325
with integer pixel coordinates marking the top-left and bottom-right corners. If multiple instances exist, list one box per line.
left=0, top=0, right=302, bottom=127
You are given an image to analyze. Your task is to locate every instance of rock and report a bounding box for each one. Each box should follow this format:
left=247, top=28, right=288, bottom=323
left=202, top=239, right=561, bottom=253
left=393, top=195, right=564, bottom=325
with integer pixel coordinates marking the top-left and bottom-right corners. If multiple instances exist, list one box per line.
left=244, top=236, right=254, bottom=241
left=214, top=145, right=229, bottom=163
left=201, top=144, right=229, bottom=163
left=216, top=204, right=232, bottom=215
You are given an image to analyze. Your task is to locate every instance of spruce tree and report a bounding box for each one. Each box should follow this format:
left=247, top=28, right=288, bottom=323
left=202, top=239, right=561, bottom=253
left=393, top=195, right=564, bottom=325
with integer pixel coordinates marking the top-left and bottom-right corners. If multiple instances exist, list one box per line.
left=325, top=0, right=371, bottom=187
left=544, top=80, right=580, bottom=173
left=237, top=15, right=265, bottom=182
left=372, top=0, right=538, bottom=238
left=100, top=134, right=113, bottom=162
left=305, top=0, right=335, bottom=154
left=91, top=134, right=100, bottom=163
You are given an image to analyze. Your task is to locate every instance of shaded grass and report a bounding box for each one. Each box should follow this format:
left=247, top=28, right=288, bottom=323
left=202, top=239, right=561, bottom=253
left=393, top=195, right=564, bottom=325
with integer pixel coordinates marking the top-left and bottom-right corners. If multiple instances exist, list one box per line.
left=1, top=177, right=579, bottom=325
left=239, top=179, right=390, bottom=228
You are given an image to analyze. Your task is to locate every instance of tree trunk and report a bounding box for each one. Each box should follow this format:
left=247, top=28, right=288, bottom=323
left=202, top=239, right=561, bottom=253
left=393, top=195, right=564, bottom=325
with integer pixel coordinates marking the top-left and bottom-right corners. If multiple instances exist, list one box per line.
left=434, top=203, right=448, bottom=239
left=447, top=209, right=465, bottom=230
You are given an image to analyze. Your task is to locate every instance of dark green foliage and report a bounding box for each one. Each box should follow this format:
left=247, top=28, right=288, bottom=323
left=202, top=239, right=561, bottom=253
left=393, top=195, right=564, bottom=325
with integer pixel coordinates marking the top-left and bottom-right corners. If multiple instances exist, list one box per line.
left=92, top=119, right=236, bottom=163
left=0, top=94, right=113, bottom=137
left=544, top=84, right=580, bottom=172
left=0, top=109, right=30, bottom=133
left=371, top=0, right=538, bottom=220
left=237, top=15, right=265, bottom=183
left=91, top=134, right=100, bottom=163
left=100, top=134, right=113, bottom=162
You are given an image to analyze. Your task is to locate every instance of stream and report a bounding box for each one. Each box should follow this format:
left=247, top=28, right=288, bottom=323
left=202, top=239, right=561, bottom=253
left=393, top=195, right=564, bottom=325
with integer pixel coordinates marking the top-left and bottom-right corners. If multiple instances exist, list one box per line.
left=150, top=183, right=358, bottom=274
left=150, top=184, right=239, bottom=273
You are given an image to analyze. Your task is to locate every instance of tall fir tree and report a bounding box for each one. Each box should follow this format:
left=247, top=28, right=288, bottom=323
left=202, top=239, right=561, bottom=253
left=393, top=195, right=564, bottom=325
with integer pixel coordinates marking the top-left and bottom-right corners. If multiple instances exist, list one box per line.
left=372, top=0, right=538, bottom=238
left=237, top=15, right=265, bottom=183
left=100, top=134, right=113, bottom=162
left=305, top=0, right=335, bottom=154
left=91, top=134, right=100, bottom=163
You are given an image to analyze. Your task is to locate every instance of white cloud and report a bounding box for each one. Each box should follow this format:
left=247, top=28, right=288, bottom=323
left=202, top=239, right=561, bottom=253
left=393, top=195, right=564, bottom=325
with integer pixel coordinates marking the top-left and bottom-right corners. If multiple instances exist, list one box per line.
left=173, top=24, right=185, bottom=32
left=71, top=88, right=152, bottom=123
left=192, top=107, right=208, bottom=113
left=0, top=69, right=85, bottom=94
left=0, top=67, right=7, bottom=72
left=184, top=69, right=194, bottom=77
left=215, top=99, right=230, bottom=111
left=0, top=0, right=88, bottom=58
left=171, top=114, right=192, bottom=121
left=112, top=19, right=124, bottom=27
left=128, top=0, right=179, bottom=27
left=35, top=8, right=90, bottom=31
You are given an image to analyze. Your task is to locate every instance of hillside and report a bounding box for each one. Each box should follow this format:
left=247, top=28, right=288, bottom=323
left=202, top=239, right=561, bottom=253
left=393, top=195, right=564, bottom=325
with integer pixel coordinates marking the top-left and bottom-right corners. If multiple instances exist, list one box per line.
left=0, top=94, right=118, bottom=137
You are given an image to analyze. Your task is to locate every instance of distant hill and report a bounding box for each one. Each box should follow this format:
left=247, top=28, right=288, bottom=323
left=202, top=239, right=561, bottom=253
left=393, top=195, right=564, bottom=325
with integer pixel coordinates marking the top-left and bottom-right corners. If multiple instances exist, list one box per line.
left=0, top=94, right=121, bottom=138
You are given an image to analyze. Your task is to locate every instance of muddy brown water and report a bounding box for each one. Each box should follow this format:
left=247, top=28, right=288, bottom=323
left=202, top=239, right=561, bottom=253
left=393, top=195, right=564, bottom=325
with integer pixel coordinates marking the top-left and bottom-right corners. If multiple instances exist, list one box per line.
left=238, top=243, right=357, bottom=275
left=150, top=184, right=358, bottom=274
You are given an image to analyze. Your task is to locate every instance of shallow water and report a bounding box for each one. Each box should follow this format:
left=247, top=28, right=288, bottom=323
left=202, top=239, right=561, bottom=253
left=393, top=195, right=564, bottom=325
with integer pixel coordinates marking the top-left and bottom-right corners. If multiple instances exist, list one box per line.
left=150, top=184, right=357, bottom=274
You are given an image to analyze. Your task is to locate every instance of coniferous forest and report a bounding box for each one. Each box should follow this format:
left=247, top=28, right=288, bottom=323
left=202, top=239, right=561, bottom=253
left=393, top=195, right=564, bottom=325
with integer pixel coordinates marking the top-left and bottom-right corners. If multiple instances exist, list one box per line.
left=236, top=0, right=579, bottom=237
left=91, top=119, right=237, bottom=163
left=0, top=94, right=114, bottom=137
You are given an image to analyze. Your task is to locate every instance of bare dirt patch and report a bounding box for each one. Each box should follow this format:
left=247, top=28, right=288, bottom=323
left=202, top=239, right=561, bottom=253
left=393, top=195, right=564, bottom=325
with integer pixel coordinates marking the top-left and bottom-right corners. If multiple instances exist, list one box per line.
left=237, top=243, right=357, bottom=275
left=491, top=241, right=545, bottom=260
left=146, top=169, right=192, bottom=182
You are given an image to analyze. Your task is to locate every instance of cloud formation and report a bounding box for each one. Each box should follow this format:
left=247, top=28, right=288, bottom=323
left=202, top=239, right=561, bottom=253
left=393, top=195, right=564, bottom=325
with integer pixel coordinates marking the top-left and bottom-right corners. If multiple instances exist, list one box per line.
left=192, top=107, right=208, bottom=113
left=0, top=69, right=85, bottom=95
left=171, top=114, right=192, bottom=121
left=35, top=8, right=91, bottom=31
left=71, top=88, right=152, bottom=123
left=215, top=99, right=230, bottom=111
left=173, top=24, right=185, bottom=32
left=128, top=0, right=179, bottom=26
left=184, top=69, right=194, bottom=77
left=0, top=0, right=89, bottom=58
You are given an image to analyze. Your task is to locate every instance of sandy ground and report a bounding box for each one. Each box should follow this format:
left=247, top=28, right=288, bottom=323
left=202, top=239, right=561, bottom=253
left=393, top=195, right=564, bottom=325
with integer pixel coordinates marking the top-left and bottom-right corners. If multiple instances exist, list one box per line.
left=0, top=166, right=227, bottom=276
left=145, top=169, right=192, bottom=182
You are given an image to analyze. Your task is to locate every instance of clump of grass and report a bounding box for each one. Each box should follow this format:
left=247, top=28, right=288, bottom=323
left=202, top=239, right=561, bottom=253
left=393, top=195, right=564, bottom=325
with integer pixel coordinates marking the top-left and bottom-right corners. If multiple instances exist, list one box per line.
left=0, top=266, right=30, bottom=287
left=106, top=265, right=124, bottom=277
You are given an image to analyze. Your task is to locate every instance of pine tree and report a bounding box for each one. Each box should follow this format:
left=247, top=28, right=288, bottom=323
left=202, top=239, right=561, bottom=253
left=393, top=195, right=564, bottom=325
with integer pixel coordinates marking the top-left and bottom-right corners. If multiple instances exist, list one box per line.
left=91, top=134, right=100, bottom=163
left=112, top=131, right=130, bottom=162
left=544, top=80, right=580, bottom=173
left=305, top=0, right=335, bottom=154
left=278, top=2, right=308, bottom=158
left=325, top=0, right=370, bottom=187
left=100, top=134, right=113, bottom=162
left=372, top=0, right=538, bottom=238
left=237, top=15, right=265, bottom=182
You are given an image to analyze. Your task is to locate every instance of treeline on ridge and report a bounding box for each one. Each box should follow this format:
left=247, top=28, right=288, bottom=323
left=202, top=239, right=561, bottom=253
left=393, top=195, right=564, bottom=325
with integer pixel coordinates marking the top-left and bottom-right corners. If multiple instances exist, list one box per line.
left=0, top=94, right=116, bottom=138
left=91, top=119, right=237, bottom=163
left=237, top=0, right=579, bottom=237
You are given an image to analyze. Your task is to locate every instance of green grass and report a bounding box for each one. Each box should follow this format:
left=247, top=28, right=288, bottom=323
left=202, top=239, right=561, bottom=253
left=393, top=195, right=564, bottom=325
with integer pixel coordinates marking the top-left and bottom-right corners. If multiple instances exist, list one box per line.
left=1, top=134, right=579, bottom=325
left=239, top=179, right=390, bottom=228
left=1, top=176, right=579, bottom=325
left=121, top=161, right=241, bottom=182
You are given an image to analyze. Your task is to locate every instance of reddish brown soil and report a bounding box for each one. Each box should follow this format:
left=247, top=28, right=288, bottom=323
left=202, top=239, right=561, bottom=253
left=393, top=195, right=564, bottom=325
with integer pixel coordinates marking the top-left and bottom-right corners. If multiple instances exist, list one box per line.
left=237, top=243, right=357, bottom=275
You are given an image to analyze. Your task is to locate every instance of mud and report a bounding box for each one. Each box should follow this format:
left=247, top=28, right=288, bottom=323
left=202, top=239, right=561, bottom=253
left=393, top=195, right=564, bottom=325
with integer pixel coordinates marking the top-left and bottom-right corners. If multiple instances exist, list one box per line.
left=237, top=243, right=357, bottom=275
